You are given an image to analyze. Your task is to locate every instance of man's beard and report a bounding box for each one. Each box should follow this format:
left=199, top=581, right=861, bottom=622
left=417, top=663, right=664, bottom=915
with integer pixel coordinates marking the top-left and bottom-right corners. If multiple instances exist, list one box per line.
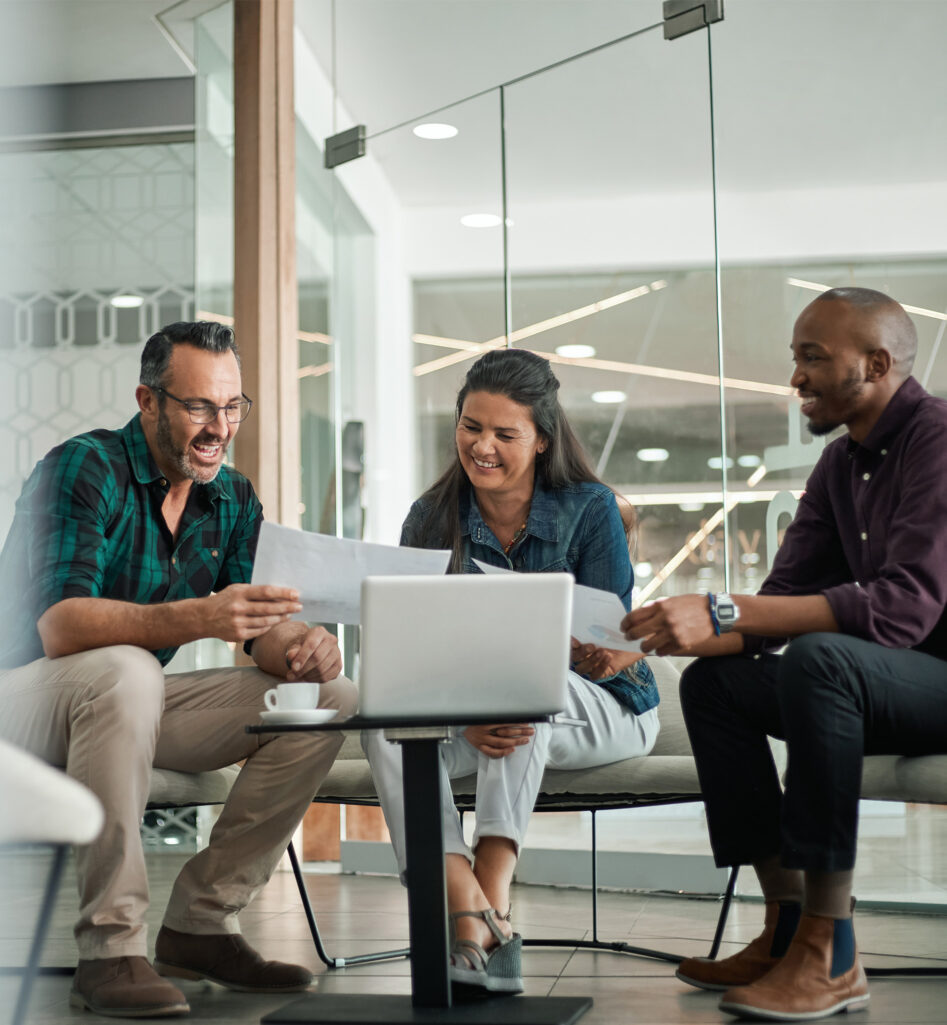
left=805, top=367, right=865, bottom=436
left=156, top=408, right=223, bottom=484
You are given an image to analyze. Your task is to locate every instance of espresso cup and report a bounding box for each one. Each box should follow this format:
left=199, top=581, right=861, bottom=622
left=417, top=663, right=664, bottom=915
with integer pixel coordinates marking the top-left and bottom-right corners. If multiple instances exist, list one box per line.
left=264, top=681, right=321, bottom=712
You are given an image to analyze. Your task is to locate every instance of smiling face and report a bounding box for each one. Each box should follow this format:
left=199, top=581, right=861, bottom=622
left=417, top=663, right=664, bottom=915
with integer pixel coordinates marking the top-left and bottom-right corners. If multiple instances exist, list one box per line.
left=790, top=299, right=877, bottom=438
left=138, top=344, right=243, bottom=486
left=455, top=390, right=547, bottom=501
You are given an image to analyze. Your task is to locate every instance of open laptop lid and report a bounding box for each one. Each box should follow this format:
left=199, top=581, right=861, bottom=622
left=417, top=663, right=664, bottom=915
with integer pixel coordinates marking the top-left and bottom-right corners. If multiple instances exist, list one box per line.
left=359, top=574, right=574, bottom=720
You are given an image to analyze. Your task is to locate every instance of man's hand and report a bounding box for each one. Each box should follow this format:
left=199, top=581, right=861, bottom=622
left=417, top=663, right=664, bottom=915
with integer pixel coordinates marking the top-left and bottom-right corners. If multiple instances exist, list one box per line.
left=622, top=595, right=716, bottom=656
left=285, top=626, right=343, bottom=682
left=570, top=640, right=645, bottom=680
left=463, top=724, right=535, bottom=759
left=204, top=584, right=302, bottom=642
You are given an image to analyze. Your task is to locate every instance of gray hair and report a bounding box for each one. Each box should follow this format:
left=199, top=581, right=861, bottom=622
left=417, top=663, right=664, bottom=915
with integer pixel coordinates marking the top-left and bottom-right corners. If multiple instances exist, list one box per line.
left=139, top=321, right=240, bottom=390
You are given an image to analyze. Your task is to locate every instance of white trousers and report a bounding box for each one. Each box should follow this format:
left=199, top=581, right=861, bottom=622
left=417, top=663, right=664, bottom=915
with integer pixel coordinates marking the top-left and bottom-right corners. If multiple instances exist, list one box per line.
left=361, top=671, right=660, bottom=877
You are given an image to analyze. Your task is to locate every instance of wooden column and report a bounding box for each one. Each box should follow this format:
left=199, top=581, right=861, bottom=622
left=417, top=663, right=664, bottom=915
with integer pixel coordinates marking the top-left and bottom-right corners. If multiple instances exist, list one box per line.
left=233, top=0, right=300, bottom=527
left=233, top=0, right=339, bottom=858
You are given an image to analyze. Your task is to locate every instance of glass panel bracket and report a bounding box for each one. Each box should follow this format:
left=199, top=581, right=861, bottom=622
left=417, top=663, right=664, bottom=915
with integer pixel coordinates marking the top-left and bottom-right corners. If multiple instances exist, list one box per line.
left=324, top=125, right=366, bottom=169
left=663, top=0, right=724, bottom=40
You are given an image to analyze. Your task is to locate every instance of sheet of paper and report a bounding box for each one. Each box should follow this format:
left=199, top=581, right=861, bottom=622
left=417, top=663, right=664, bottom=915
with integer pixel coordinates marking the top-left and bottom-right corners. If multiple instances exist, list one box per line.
left=252, top=522, right=451, bottom=625
left=571, top=582, right=643, bottom=653
left=472, top=559, right=642, bottom=652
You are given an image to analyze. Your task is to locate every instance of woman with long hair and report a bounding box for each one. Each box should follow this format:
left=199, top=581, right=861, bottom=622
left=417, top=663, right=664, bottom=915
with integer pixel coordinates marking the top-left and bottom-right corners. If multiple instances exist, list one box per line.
left=363, top=347, right=660, bottom=993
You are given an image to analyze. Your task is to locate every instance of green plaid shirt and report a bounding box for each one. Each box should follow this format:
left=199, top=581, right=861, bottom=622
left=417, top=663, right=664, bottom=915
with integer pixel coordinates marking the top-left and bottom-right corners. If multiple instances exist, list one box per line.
left=0, top=415, right=263, bottom=669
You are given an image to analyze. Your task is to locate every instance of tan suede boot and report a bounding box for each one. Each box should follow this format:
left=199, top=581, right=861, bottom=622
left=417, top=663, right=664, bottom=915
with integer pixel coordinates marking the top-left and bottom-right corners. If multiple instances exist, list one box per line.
left=718, top=912, right=869, bottom=1021
left=70, top=957, right=190, bottom=1018
left=677, top=900, right=798, bottom=992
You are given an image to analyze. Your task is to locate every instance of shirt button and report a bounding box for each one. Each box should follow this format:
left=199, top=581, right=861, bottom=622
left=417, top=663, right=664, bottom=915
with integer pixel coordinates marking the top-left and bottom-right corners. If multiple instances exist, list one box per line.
left=880, top=449, right=887, bottom=456
left=862, top=472, right=870, bottom=481
left=860, top=532, right=868, bottom=541
left=211, top=549, right=219, bottom=558
left=159, top=478, right=167, bottom=487
left=171, top=556, right=177, bottom=565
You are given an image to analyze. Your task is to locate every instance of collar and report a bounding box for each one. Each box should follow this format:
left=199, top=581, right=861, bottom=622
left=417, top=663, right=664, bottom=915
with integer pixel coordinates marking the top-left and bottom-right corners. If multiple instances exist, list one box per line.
left=120, top=415, right=232, bottom=502
left=461, top=476, right=559, bottom=543
left=848, top=376, right=927, bottom=457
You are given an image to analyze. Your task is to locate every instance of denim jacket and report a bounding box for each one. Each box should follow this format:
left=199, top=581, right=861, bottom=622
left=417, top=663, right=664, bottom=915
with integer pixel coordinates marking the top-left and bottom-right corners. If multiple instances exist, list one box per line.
left=400, top=478, right=659, bottom=715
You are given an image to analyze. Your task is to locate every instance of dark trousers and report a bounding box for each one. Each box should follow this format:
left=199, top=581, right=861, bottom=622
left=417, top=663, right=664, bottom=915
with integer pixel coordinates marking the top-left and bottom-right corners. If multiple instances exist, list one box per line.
left=680, top=633, right=947, bottom=872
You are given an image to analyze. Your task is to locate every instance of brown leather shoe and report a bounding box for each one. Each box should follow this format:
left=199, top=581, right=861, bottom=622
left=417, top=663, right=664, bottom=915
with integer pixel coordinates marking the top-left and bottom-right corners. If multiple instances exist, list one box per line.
left=677, top=901, right=797, bottom=991
left=154, top=926, right=312, bottom=993
left=70, top=957, right=190, bottom=1018
left=718, top=913, right=869, bottom=1021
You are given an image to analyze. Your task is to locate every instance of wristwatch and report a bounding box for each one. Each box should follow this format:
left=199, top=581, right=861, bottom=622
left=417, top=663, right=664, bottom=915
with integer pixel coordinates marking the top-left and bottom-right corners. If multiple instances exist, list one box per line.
left=714, top=593, right=741, bottom=633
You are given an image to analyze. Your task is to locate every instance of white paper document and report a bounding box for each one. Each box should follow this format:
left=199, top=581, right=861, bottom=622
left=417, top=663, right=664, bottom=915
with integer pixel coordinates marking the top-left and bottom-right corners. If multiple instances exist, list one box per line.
left=252, top=522, right=451, bottom=625
left=472, top=559, right=643, bottom=652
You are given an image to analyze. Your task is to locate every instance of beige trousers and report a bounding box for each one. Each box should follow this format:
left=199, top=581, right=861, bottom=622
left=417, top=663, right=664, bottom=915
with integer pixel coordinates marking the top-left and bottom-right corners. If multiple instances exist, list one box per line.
left=0, top=644, right=358, bottom=959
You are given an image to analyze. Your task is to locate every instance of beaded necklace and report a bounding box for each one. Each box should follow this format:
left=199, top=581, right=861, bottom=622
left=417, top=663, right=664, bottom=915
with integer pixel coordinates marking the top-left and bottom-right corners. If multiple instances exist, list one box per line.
left=502, top=521, right=528, bottom=555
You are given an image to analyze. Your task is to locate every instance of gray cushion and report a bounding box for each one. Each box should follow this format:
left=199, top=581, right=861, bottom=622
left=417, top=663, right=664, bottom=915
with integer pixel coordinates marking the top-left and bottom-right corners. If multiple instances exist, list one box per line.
left=145, top=656, right=947, bottom=814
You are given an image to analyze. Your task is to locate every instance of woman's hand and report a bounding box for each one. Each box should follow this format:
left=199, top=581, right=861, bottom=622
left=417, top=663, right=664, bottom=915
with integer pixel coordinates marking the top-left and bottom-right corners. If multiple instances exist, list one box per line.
left=463, top=724, right=535, bottom=758
left=570, top=640, right=645, bottom=681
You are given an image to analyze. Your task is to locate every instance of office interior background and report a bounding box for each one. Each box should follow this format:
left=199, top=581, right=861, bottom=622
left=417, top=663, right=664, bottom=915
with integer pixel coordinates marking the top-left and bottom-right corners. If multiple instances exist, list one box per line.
left=1, top=0, right=946, bottom=906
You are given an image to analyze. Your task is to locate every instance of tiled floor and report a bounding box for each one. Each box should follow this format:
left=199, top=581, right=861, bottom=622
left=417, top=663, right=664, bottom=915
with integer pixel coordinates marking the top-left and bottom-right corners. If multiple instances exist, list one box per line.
left=3, top=848, right=947, bottom=1025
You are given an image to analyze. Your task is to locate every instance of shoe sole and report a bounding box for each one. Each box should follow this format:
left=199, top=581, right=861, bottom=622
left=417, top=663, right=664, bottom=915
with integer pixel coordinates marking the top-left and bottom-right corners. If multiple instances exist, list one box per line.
left=449, top=965, right=524, bottom=994
left=69, top=991, right=190, bottom=1018
left=718, top=993, right=870, bottom=1021
left=154, top=960, right=312, bottom=994
left=675, top=968, right=732, bottom=992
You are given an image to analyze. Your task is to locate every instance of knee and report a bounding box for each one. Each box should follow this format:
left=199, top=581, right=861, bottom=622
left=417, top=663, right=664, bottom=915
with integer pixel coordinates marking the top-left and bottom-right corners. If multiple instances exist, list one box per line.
left=322, top=675, right=358, bottom=717
left=680, top=656, right=727, bottom=714
left=76, top=645, right=165, bottom=728
left=777, top=633, right=855, bottom=709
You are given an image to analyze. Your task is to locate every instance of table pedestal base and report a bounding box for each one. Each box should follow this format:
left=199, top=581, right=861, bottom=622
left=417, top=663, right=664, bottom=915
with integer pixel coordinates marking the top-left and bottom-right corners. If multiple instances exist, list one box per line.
left=262, top=993, right=592, bottom=1025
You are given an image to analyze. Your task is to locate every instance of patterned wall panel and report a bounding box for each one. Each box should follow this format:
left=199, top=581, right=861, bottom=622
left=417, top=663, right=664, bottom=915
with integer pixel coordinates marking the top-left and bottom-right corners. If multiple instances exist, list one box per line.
left=0, top=143, right=196, bottom=538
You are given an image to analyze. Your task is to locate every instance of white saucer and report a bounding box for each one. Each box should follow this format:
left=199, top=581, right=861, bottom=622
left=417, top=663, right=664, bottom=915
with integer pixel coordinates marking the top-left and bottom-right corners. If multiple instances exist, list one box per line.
left=259, top=708, right=339, bottom=726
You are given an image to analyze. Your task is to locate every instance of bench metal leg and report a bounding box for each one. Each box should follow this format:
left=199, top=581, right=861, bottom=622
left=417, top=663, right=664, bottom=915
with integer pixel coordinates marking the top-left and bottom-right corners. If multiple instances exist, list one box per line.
left=523, top=810, right=739, bottom=964
left=287, top=841, right=409, bottom=969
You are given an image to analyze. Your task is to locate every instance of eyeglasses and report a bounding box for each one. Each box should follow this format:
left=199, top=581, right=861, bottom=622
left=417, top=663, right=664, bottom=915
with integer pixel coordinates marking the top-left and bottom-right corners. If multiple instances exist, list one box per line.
left=154, top=387, right=253, bottom=424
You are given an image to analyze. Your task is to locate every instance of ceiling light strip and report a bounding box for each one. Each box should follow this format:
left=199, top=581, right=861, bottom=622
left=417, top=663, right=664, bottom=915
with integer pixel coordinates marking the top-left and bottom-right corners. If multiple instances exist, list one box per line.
left=541, top=351, right=794, bottom=397
left=413, top=333, right=485, bottom=351
left=197, top=310, right=333, bottom=346
left=413, top=283, right=659, bottom=376
left=298, top=364, right=333, bottom=379
left=785, top=279, right=947, bottom=323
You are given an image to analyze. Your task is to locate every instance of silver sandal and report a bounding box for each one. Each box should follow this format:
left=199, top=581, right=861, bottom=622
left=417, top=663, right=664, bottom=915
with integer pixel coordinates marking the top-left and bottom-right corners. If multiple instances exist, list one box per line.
left=448, top=909, right=523, bottom=994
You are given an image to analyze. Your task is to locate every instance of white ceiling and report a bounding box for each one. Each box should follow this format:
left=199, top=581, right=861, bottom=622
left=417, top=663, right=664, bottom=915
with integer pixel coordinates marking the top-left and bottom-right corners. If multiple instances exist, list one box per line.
left=5, top=1, right=947, bottom=201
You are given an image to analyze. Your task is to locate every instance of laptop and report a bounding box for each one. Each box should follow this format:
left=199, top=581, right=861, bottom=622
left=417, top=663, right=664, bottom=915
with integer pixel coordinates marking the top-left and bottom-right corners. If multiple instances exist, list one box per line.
left=358, top=573, right=574, bottom=721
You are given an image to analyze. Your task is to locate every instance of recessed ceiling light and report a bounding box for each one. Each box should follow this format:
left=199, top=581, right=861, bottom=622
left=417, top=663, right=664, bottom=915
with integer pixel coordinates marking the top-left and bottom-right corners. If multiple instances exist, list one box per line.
left=636, top=561, right=653, bottom=578
left=636, top=447, right=669, bottom=462
left=679, top=502, right=705, bottom=512
left=555, top=344, right=596, bottom=359
left=460, top=213, right=502, bottom=228
left=707, top=456, right=735, bottom=470
left=737, top=454, right=762, bottom=468
left=110, top=293, right=144, bottom=308
left=591, top=390, right=627, bottom=404
left=413, top=122, right=458, bottom=140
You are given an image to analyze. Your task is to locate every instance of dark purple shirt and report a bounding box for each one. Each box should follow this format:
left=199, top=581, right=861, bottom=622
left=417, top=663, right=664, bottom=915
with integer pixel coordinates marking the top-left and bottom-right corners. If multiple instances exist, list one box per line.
left=751, top=376, right=947, bottom=659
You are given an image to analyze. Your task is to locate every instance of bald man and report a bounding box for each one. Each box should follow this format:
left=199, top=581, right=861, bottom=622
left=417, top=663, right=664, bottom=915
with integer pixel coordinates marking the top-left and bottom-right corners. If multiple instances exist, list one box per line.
left=623, top=288, right=947, bottom=1022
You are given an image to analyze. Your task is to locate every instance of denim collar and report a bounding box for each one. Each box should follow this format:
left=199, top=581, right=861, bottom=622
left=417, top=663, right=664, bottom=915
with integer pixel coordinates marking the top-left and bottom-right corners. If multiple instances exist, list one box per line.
left=461, top=477, right=559, bottom=544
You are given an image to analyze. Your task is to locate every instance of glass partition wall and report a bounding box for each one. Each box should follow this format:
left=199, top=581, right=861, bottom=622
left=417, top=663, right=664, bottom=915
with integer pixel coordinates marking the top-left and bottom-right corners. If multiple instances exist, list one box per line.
left=318, top=2, right=947, bottom=904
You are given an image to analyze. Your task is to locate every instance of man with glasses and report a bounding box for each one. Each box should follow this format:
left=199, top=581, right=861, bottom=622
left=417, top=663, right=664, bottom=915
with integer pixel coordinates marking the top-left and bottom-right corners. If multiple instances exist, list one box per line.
left=0, top=321, right=357, bottom=1017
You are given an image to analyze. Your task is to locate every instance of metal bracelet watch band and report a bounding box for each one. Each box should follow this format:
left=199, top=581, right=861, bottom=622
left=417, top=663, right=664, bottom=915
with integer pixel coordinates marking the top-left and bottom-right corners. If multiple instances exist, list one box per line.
left=714, top=592, right=740, bottom=633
